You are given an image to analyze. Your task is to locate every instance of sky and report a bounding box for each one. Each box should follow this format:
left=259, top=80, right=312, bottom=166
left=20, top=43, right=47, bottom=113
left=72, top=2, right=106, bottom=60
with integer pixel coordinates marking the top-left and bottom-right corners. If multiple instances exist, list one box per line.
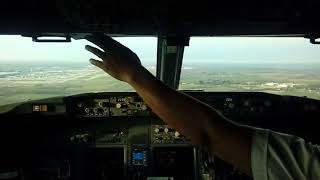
left=0, top=36, right=157, bottom=64
left=0, top=35, right=320, bottom=65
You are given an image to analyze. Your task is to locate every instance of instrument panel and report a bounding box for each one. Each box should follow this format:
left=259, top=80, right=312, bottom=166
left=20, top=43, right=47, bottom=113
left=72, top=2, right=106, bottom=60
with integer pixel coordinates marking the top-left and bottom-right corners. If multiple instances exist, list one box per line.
left=74, top=96, right=151, bottom=117
left=0, top=92, right=319, bottom=180
left=151, top=125, right=189, bottom=144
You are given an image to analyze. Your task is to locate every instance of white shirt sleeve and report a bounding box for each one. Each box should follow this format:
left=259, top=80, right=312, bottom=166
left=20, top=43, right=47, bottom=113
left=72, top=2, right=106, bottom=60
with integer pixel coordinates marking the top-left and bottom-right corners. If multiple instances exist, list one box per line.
left=251, top=128, right=320, bottom=180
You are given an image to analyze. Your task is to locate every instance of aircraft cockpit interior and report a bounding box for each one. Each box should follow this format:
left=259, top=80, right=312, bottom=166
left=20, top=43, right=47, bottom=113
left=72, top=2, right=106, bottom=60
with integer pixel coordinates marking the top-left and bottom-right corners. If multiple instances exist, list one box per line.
left=0, top=0, right=320, bottom=179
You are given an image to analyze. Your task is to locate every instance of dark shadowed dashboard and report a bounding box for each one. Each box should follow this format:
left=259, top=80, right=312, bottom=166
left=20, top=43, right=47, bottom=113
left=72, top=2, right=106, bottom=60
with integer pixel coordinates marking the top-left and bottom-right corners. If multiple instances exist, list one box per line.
left=0, top=92, right=319, bottom=179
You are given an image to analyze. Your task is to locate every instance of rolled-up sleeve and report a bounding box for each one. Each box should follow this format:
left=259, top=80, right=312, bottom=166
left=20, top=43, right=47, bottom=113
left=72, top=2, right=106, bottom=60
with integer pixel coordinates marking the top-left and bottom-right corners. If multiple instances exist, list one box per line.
left=251, top=128, right=320, bottom=180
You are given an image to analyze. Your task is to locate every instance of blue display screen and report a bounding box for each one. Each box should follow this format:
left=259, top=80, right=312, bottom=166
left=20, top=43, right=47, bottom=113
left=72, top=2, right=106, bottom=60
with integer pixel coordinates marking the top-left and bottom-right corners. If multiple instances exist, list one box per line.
left=133, top=152, right=145, bottom=160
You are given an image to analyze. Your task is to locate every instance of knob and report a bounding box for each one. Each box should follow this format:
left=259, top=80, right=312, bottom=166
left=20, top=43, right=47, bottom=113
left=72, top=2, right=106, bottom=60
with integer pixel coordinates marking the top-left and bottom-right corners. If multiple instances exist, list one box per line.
left=228, top=103, right=235, bottom=109
left=116, top=103, right=122, bottom=108
left=70, top=136, right=75, bottom=142
left=85, top=108, right=90, bottom=113
left=98, top=102, right=103, bottom=107
left=141, top=104, right=147, bottom=111
left=174, top=131, right=180, bottom=137
left=164, top=128, right=169, bottom=133
left=154, top=128, right=160, bottom=133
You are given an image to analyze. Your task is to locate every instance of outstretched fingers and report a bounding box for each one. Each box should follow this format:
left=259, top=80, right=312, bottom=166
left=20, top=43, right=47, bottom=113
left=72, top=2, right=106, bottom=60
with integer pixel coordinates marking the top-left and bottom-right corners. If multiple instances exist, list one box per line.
left=85, top=45, right=106, bottom=59
left=85, top=34, right=128, bottom=54
left=89, top=59, right=104, bottom=69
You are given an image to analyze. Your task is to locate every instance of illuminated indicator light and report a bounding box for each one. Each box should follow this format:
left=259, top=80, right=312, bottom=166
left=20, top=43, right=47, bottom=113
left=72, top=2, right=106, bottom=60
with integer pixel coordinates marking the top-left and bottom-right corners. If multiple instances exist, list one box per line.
left=33, top=105, right=40, bottom=112
left=133, top=152, right=145, bottom=160
left=40, top=105, right=48, bottom=112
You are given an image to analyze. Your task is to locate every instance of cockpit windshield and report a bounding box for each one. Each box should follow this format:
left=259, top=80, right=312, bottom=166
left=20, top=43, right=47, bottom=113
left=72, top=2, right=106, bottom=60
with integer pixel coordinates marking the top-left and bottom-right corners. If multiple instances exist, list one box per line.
left=1, top=36, right=320, bottom=106
left=180, top=37, right=320, bottom=100
left=0, top=36, right=157, bottom=105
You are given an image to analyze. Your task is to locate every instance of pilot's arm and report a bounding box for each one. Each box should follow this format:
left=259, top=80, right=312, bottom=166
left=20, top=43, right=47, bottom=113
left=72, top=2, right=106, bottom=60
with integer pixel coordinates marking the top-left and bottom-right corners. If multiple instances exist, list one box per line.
left=85, top=34, right=320, bottom=179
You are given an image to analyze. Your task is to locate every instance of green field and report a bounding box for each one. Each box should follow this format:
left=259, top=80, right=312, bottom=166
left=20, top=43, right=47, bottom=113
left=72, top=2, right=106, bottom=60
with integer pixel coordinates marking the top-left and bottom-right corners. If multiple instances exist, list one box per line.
left=0, top=68, right=135, bottom=105
left=180, top=64, right=320, bottom=99
left=1, top=63, right=320, bottom=106
left=179, top=64, right=320, bottom=100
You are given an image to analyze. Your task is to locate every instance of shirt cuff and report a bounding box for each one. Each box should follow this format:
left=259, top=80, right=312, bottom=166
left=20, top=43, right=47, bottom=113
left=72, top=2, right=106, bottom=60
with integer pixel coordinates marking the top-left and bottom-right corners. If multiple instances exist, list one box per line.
left=251, top=128, right=270, bottom=180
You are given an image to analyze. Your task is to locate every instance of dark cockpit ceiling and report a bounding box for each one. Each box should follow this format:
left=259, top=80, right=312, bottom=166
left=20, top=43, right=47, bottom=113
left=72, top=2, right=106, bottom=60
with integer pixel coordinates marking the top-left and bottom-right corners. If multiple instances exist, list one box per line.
left=0, top=0, right=320, bottom=39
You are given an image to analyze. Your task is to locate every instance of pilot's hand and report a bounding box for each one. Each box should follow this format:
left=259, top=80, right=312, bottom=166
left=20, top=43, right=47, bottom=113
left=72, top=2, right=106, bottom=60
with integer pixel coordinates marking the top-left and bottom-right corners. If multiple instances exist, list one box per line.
left=85, top=34, right=144, bottom=83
